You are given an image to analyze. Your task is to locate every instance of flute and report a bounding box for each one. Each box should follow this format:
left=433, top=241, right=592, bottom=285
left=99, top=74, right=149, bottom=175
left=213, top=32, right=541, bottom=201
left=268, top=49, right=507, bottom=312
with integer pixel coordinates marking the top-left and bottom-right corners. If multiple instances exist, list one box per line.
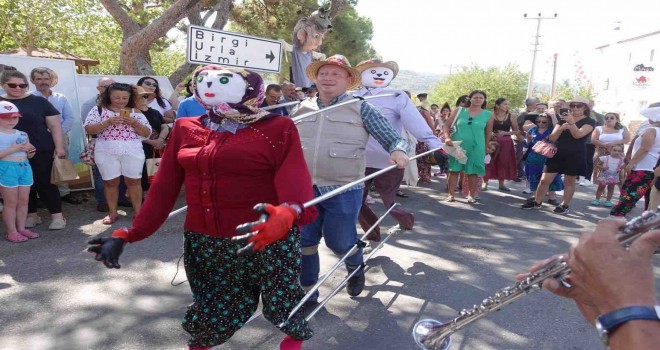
left=412, top=208, right=660, bottom=350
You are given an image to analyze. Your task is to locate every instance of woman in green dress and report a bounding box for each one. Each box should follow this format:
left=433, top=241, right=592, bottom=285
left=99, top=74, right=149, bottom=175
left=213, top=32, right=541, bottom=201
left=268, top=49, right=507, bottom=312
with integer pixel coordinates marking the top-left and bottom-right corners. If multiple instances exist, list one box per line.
left=442, top=90, right=494, bottom=203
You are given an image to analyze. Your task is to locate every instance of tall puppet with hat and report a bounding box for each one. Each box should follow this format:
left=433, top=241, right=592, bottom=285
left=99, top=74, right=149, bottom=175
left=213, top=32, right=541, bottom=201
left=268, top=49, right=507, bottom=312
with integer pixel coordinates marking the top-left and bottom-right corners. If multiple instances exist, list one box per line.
left=87, top=65, right=317, bottom=350
left=354, top=59, right=443, bottom=241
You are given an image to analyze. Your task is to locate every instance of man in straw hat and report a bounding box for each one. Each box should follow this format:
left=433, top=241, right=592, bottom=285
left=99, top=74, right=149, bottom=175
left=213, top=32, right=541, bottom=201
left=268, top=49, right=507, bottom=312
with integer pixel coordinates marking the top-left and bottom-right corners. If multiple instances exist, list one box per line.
left=291, top=54, right=410, bottom=303
left=30, top=67, right=81, bottom=205
left=355, top=58, right=443, bottom=241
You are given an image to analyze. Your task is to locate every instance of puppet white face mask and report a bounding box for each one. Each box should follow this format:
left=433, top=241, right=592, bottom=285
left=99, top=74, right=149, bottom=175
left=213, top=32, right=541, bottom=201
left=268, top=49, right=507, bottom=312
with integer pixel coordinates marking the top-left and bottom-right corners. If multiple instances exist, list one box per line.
left=196, top=69, right=247, bottom=107
left=361, top=67, right=395, bottom=88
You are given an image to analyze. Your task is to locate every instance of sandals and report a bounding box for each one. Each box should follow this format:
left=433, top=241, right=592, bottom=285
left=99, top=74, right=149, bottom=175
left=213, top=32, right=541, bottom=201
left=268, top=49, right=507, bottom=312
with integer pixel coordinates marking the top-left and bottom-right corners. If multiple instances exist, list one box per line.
left=102, top=215, right=119, bottom=225
left=6, top=231, right=28, bottom=243
left=445, top=196, right=455, bottom=202
left=19, top=229, right=39, bottom=239
left=395, top=190, right=409, bottom=198
left=467, top=196, right=477, bottom=204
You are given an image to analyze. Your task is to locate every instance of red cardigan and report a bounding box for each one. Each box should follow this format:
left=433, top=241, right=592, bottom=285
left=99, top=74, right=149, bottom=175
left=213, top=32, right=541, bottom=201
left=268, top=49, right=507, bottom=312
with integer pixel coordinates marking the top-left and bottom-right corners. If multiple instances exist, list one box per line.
left=121, top=116, right=317, bottom=243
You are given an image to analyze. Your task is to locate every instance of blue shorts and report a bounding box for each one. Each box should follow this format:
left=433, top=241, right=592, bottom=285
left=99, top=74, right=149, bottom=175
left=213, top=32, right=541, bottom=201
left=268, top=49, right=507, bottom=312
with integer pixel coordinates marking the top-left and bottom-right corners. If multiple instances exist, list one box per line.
left=0, top=160, right=33, bottom=187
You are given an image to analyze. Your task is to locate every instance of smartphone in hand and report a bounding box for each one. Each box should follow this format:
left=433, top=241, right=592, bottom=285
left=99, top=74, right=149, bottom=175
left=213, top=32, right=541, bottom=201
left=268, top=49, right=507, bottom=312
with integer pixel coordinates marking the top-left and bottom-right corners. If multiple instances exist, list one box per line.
left=558, top=108, right=569, bottom=124
left=120, top=108, right=131, bottom=118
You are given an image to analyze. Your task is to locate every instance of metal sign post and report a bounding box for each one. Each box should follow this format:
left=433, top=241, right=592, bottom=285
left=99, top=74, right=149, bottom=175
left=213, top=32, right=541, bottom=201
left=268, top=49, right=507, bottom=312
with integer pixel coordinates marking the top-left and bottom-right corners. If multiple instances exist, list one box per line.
left=187, top=25, right=282, bottom=73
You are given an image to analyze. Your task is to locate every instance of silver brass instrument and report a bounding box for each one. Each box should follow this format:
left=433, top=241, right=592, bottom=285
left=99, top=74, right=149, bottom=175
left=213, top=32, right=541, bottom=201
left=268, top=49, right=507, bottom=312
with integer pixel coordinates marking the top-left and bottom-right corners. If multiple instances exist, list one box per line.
left=412, top=209, right=660, bottom=350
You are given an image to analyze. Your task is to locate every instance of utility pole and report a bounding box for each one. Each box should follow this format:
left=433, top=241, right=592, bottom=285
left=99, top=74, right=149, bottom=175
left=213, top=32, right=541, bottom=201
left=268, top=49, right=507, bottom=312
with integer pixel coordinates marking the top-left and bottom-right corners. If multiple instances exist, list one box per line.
left=550, top=53, right=558, bottom=99
left=524, top=13, right=557, bottom=98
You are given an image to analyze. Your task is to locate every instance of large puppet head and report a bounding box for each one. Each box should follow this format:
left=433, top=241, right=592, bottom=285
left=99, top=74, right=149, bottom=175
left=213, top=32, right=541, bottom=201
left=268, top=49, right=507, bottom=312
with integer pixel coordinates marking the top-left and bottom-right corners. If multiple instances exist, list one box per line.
left=293, top=7, right=333, bottom=52
left=193, top=65, right=271, bottom=124
left=356, top=59, right=399, bottom=89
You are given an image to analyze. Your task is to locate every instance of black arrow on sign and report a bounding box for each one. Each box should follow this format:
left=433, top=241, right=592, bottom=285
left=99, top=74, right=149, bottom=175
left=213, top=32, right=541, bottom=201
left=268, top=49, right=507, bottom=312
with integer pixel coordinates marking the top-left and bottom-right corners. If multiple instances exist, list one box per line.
left=265, top=51, right=275, bottom=63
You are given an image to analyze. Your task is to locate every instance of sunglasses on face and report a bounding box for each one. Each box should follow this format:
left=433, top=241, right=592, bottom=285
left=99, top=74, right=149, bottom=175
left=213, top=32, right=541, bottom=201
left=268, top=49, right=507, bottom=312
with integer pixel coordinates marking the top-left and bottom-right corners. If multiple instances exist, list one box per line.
left=569, top=103, right=584, bottom=108
left=6, top=83, right=28, bottom=89
left=142, top=81, right=158, bottom=87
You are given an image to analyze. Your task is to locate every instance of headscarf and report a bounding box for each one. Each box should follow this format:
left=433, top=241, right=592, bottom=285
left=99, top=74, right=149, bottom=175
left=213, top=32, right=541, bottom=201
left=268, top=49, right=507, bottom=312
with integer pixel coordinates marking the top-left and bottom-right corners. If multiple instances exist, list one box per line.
left=193, top=65, right=274, bottom=125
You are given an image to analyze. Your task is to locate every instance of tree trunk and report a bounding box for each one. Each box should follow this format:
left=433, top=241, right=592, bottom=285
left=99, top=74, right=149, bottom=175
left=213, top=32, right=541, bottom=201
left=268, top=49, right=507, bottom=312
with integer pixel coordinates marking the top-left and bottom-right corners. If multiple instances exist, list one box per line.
left=100, top=0, right=211, bottom=75
left=168, top=0, right=233, bottom=86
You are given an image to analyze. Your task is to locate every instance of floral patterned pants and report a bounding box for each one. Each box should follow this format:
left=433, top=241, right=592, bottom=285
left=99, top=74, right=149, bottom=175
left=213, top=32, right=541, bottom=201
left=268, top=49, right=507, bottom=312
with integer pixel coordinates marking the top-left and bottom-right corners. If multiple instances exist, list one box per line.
left=610, top=170, right=654, bottom=217
left=182, top=228, right=313, bottom=347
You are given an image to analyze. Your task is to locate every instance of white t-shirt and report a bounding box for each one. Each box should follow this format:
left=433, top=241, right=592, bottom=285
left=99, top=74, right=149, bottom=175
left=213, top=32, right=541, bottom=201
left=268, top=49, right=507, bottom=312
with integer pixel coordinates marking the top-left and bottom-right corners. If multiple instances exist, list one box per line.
left=599, top=155, right=624, bottom=173
left=83, top=107, right=152, bottom=155
left=632, top=127, right=660, bottom=171
left=148, top=98, right=172, bottom=117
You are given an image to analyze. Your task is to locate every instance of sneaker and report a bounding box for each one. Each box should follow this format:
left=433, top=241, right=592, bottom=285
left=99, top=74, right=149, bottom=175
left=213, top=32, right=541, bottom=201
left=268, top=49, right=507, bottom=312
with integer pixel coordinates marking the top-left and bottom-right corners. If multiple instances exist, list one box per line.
left=498, top=186, right=511, bottom=192
left=48, top=218, right=66, bottom=230
left=346, top=266, right=365, bottom=297
left=521, top=201, right=542, bottom=210
left=553, top=204, right=570, bottom=214
left=604, top=200, right=613, bottom=207
left=579, top=179, right=593, bottom=187
left=25, top=215, right=42, bottom=228
left=590, top=199, right=602, bottom=206
left=365, top=195, right=376, bottom=204
left=547, top=199, right=560, bottom=206
left=522, top=188, right=532, bottom=194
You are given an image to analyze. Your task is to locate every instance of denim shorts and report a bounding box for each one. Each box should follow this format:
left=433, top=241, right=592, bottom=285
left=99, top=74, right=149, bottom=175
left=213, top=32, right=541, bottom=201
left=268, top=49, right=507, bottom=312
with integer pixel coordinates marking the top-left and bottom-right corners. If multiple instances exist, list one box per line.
left=0, top=160, right=33, bottom=187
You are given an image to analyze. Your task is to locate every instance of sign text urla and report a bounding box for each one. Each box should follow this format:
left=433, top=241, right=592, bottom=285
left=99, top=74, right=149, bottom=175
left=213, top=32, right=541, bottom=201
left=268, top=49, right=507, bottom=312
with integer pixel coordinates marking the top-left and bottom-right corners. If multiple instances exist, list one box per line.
left=187, top=26, right=282, bottom=73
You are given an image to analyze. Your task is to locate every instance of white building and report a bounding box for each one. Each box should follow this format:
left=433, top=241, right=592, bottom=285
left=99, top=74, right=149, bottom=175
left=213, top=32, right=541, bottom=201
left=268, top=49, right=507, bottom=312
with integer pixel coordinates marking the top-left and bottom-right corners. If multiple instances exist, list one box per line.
left=593, top=30, right=659, bottom=127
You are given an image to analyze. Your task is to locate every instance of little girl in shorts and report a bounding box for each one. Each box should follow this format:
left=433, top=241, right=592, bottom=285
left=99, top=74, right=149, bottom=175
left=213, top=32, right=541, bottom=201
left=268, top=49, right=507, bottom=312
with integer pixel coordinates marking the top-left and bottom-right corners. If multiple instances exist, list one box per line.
left=0, top=101, right=37, bottom=243
left=591, top=144, right=625, bottom=207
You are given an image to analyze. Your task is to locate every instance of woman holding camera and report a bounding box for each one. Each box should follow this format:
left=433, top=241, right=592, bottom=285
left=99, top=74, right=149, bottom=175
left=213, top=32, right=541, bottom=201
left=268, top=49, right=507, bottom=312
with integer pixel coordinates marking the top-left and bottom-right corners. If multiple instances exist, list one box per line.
left=522, top=97, right=595, bottom=214
left=84, top=83, right=151, bottom=224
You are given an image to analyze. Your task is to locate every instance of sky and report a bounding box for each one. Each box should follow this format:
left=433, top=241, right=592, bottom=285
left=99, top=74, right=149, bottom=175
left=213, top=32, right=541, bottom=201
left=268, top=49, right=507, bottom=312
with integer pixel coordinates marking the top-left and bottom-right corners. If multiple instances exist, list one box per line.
left=353, top=0, right=659, bottom=84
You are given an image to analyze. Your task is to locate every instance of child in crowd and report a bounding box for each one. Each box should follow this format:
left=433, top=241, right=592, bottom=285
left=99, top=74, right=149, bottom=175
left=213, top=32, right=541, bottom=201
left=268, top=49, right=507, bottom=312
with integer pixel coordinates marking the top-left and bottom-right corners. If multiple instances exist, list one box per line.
left=461, top=142, right=498, bottom=199
left=0, top=101, right=37, bottom=242
left=591, top=144, right=625, bottom=207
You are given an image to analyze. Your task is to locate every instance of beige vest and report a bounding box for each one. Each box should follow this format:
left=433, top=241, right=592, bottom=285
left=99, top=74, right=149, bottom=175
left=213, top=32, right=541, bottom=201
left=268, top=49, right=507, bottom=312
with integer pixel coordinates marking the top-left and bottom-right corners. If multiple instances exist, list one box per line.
left=293, top=95, right=368, bottom=187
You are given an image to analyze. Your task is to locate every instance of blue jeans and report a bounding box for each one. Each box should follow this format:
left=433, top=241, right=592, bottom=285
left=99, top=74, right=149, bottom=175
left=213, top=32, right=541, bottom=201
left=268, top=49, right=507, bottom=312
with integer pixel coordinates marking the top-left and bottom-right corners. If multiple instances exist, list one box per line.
left=300, top=187, right=364, bottom=289
left=92, top=165, right=128, bottom=204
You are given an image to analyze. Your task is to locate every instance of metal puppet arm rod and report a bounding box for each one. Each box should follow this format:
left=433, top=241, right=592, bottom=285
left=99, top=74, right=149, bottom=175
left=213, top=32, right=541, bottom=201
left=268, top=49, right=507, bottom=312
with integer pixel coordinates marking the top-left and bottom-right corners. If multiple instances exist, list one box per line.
left=291, top=93, right=399, bottom=124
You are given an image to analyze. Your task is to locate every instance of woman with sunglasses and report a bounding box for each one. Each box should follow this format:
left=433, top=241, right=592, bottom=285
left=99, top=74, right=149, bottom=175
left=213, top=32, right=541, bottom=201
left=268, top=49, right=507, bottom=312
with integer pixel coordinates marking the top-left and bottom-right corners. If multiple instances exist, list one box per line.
left=0, top=70, right=67, bottom=230
left=524, top=97, right=595, bottom=214
left=83, top=83, right=152, bottom=224
left=134, top=86, right=169, bottom=191
left=137, top=77, right=175, bottom=123
left=591, top=112, right=630, bottom=183
left=443, top=90, right=494, bottom=203
left=521, top=114, right=563, bottom=206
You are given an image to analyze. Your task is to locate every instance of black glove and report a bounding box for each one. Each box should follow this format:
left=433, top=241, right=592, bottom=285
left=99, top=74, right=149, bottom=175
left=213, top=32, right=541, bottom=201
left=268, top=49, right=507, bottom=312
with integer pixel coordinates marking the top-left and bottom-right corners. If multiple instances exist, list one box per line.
left=87, top=237, right=126, bottom=269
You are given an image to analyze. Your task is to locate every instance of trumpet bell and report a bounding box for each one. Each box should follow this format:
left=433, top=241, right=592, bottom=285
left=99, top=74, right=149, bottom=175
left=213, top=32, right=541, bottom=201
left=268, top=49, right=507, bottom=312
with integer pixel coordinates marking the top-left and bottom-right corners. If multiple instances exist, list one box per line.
left=413, top=319, right=452, bottom=350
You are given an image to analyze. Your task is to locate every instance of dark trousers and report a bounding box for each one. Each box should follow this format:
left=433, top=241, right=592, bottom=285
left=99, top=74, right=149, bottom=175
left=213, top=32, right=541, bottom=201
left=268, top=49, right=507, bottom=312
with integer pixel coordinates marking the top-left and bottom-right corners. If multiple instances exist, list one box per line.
left=585, top=144, right=596, bottom=179
left=358, top=167, right=414, bottom=241
left=28, top=151, right=62, bottom=214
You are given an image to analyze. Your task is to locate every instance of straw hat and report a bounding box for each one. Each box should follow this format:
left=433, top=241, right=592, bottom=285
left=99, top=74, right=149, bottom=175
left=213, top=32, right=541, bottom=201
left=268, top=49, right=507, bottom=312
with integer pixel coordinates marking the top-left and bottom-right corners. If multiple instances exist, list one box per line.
left=568, top=97, right=590, bottom=105
left=355, top=59, right=399, bottom=78
left=305, top=54, right=361, bottom=90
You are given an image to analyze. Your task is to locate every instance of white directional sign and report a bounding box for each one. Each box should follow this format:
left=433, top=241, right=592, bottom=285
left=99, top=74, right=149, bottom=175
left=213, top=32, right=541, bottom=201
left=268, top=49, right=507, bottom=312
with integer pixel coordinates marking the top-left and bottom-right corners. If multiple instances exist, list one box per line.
left=187, top=25, right=282, bottom=73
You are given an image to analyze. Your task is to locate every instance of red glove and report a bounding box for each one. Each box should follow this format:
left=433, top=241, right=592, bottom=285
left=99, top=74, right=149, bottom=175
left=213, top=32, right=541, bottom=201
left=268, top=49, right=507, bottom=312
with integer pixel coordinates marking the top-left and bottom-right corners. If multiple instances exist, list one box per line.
left=233, top=204, right=298, bottom=256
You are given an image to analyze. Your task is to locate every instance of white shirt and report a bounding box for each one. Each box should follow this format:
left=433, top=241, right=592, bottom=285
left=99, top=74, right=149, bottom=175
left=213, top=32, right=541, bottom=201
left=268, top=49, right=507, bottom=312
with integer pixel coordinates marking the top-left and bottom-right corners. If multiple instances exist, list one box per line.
left=83, top=107, right=151, bottom=155
left=148, top=98, right=172, bottom=117
left=356, top=87, right=443, bottom=169
left=632, top=127, right=660, bottom=171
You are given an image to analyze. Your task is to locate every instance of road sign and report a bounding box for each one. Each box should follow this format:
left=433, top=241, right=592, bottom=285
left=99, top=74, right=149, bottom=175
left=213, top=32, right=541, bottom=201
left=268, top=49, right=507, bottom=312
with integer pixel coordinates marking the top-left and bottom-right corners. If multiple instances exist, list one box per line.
left=187, top=25, right=282, bottom=73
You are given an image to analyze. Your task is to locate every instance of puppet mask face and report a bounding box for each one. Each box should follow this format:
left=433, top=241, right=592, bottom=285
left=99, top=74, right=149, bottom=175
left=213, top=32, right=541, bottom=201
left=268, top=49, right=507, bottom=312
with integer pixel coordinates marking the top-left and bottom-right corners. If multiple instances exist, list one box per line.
left=361, top=67, right=394, bottom=88
left=196, top=69, right=246, bottom=107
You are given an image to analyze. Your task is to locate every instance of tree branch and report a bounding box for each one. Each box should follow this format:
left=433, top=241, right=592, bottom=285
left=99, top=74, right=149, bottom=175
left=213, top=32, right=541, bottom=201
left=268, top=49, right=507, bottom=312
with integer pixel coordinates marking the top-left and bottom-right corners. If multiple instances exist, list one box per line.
left=100, top=0, right=140, bottom=34
left=328, top=0, right=349, bottom=19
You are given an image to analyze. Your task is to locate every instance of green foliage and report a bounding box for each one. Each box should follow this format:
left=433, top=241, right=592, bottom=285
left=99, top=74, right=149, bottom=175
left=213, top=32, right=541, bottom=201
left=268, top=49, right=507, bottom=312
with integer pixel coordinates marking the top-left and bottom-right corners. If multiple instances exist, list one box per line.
left=0, top=0, right=122, bottom=74
left=552, top=79, right=596, bottom=101
left=230, top=0, right=376, bottom=80
left=152, top=48, right=187, bottom=78
left=430, top=64, right=528, bottom=110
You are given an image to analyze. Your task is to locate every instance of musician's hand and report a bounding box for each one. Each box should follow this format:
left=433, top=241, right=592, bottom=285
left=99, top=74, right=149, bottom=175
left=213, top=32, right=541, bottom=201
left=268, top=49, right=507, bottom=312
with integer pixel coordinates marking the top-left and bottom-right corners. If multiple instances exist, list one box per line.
left=389, top=150, right=409, bottom=169
left=568, top=217, right=660, bottom=314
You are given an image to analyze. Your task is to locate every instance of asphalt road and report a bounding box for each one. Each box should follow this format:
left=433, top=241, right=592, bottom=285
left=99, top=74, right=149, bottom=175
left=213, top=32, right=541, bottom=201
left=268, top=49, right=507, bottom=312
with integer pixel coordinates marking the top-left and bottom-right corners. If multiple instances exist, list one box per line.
left=1, top=174, right=659, bottom=350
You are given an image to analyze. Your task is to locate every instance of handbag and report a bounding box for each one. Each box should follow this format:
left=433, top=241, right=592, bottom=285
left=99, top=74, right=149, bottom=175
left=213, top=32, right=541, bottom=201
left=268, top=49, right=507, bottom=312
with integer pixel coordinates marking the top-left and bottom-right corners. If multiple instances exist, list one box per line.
left=448, top=107, right=462, bottom=137
left=532, top=139, right=557, bottom=158
left=51, top=156, right=80, bottom=184
left=80, top=136, right=96, bottom=165
left=146, top=150, right=162, bottom=183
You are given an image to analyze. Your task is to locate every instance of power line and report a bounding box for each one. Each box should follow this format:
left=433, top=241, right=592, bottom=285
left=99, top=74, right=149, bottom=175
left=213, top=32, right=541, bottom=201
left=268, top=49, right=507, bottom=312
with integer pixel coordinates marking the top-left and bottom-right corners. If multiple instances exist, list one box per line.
left=523, top=13, right=557, bottom=98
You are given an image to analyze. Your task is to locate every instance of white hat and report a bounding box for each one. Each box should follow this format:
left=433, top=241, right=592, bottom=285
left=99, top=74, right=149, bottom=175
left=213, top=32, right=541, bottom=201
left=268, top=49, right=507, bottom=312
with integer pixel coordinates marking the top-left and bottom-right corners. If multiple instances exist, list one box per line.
left=0, top=101, right=21, bottom=118
left=640, top=106, right=660, bottom=122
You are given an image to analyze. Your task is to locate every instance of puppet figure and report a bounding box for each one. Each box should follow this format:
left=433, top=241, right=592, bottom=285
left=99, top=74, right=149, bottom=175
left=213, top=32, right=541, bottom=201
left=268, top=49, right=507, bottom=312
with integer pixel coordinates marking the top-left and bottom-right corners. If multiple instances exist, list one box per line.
left=355, top=59, right=443, bottom=241
left=291, top=7, right=332, bottom=88
left=87, top=65, right=316, bottom=350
